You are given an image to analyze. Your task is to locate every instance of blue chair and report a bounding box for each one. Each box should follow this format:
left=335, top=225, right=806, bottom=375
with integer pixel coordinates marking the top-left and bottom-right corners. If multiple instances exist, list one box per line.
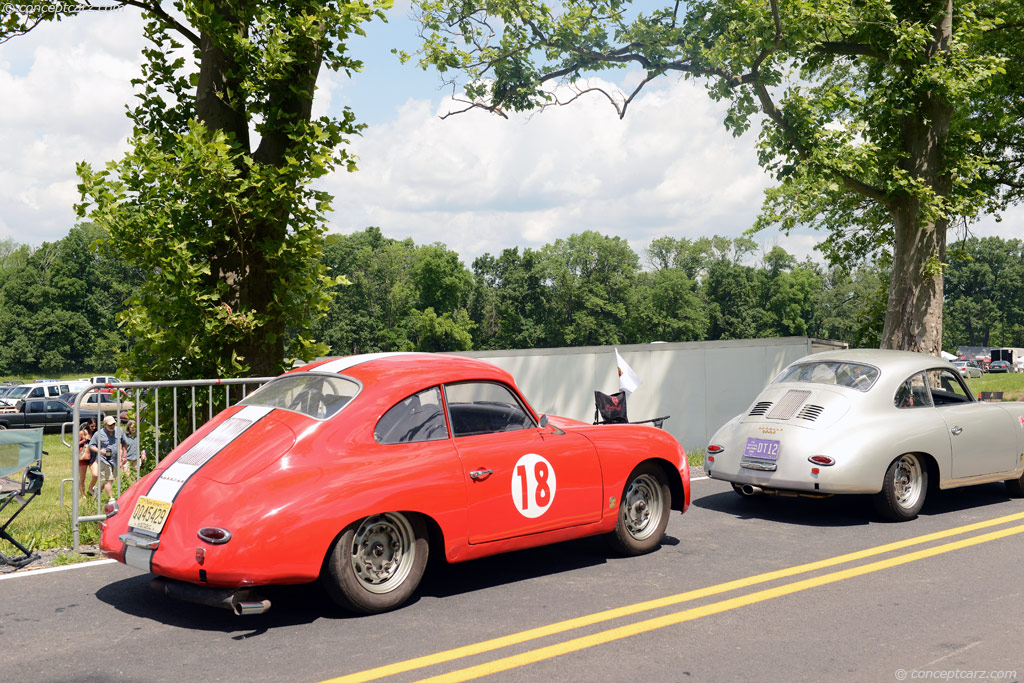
left=0, top=428, right=45, bottom=568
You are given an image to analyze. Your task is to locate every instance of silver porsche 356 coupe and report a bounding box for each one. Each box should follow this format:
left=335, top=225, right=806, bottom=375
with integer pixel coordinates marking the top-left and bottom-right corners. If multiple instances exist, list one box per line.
left=706, top=349, right=1024, bottom=520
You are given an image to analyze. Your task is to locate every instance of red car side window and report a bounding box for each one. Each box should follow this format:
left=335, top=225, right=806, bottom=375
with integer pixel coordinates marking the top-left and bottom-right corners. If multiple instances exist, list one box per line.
left=375, top=387, right=449, bottom=444
left=444, top=382, right=535, bottom=437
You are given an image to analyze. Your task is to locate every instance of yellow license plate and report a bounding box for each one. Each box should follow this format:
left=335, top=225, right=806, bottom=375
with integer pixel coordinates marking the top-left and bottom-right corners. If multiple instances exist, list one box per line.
left=128, top=497, right=172, bottom=534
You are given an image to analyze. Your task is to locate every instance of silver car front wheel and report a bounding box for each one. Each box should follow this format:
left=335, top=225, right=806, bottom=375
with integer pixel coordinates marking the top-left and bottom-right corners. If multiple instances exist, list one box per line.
left=874, top=453, right=927, bottom=521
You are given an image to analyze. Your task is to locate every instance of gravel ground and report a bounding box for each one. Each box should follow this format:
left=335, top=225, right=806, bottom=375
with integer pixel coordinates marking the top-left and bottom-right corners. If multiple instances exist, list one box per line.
left=0, top=544, right=103, bottom=575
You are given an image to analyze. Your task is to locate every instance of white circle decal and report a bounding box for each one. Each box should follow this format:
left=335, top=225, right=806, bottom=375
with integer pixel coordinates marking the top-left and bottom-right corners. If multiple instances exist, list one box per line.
left=511, top=453, right=557, bottom=518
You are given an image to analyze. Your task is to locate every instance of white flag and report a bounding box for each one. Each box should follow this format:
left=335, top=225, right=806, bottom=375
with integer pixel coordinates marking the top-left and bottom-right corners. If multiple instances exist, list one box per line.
left=615, top=348, right=642, bottom=396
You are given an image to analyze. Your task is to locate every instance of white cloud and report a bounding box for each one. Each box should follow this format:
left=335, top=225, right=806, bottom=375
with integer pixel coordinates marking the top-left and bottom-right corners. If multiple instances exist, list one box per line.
left=323, top=77, right=778, bottom=263
left=2, top=11, right=1021, bottom=273
left=0, top=9, right=146, bottom=241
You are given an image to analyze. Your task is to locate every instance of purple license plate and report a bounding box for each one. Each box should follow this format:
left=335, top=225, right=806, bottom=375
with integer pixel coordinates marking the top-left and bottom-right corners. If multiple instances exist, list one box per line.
left=743, top=437, right=780, bottom=461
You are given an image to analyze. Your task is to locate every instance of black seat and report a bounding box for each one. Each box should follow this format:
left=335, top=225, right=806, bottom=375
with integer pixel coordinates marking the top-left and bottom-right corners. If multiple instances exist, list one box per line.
left=593, top=391, right=669, bottom=429
left=0, top=428, right=45, bottom=568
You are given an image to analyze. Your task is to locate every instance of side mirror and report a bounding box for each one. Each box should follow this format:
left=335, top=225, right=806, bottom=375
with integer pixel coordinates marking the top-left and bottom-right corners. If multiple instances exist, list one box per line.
left=539, top=415, right=549, bottom=428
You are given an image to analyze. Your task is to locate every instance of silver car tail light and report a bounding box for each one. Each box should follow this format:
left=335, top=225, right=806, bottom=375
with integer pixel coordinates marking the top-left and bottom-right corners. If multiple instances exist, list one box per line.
left=808, top=455, right=835, bottom=466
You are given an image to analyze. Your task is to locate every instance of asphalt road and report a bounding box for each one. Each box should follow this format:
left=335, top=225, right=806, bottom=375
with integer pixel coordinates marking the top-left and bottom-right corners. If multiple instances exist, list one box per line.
left=3, top=477, right=1024, bottom=683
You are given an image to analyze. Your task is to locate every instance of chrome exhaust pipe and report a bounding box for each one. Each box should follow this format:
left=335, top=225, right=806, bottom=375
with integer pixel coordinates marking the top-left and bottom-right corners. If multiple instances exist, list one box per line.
left=741, top=484, right=764, bottom=496
left=151, top=577, right=272, bottom=615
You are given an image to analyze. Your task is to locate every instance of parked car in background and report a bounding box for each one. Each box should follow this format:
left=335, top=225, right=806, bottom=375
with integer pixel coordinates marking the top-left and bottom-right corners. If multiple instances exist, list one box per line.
left=78, top=376, right=123, bottom=394
left=101, top=352, right=691, bottom=615
left=706, top=349, right=1024, bottom=521
left=0, top=381, right=73, bottom=407
left=76, top=390, right=135, bottom=416
left=0, top=398, right=74, bottom=431
left=989, top=360, right=1015, bottom=373
left=952, top=359, right=983, bottom=378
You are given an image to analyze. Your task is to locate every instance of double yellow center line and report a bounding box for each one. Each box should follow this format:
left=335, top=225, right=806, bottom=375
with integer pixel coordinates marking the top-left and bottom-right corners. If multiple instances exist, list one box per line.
left=325, top=511, right=1024, bottom=683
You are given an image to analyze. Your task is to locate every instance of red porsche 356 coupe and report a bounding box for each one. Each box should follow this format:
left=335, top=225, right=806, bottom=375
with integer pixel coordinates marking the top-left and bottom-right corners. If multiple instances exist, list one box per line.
left=100, top=353, right=689, bottom=615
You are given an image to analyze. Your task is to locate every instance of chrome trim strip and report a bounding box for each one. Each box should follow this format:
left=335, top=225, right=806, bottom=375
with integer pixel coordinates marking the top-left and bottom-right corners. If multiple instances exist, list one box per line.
left=121, top=532, right=160, bottom=550
left=740, top=461, right=778, bottom=471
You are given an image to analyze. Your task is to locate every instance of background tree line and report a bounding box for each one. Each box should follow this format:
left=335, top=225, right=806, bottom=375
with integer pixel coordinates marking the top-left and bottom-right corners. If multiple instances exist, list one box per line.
left=3, top=224, right=1019, bottom=378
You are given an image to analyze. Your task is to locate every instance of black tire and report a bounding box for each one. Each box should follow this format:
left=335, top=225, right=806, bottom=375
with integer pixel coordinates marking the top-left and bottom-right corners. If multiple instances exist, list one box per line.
left=321, top=512, right=429, bottom=614
left=607, top=463, right=671, bottom=556
left=873, top=454, right=927, bottom=521
left=1005, top=472, right=1024, bottom=498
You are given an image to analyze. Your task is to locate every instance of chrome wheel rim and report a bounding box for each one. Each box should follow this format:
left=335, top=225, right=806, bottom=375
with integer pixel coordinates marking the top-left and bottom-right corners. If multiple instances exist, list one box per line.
left=622, top=474, right=663, bottom=541
left=350, top=513, right=416, bottom=594
left=893, top=455, right=923, bottom=509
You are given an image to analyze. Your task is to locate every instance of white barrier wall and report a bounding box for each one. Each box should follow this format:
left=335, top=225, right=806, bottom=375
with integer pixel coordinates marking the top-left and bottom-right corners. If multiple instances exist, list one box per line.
left=458, top=337, right=846, bottom=454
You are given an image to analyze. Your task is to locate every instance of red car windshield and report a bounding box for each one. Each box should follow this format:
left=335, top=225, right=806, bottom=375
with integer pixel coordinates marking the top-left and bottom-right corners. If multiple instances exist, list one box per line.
left=239, top=374, right=359, bottom=419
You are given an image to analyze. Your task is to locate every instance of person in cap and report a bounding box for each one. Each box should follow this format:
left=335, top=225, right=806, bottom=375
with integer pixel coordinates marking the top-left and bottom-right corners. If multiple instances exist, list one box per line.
left=88, top=415, right=129, bottom=501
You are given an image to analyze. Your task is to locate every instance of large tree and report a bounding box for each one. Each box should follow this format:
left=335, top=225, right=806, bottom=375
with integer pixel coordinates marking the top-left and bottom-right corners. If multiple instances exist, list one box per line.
left=413, top=0, right=1024, bottom=354
left=4, top=0, right=388, bottom=378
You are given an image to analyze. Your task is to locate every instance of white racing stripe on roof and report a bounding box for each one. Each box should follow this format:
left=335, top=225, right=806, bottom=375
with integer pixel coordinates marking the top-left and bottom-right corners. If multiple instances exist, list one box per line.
left=314, top=352, right=410, bottom=374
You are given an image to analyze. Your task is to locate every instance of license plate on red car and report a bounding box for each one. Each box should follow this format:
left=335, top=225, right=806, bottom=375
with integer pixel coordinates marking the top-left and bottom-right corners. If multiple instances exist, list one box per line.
left=128, top=496, right=172, bottom=534
left=743, top=437, right=780, bottom=461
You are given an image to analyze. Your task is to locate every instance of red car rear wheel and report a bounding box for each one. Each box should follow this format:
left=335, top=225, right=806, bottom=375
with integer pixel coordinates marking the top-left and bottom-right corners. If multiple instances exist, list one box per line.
left=321, top=512, right=429, bottom=614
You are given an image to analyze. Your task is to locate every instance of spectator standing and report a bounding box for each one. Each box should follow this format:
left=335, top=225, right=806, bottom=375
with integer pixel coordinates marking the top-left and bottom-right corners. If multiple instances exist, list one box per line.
left=77, top=418, right=97, bottom=498
left=89, top=415, right=128, bottom=501
left=122, top=421, right=146, bottom=477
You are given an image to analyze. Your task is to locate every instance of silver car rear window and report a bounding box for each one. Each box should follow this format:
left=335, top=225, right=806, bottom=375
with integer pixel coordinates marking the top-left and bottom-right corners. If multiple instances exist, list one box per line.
left=239, top=374, right=359, bottom=419
left=773, top=362, right=879, bottom=392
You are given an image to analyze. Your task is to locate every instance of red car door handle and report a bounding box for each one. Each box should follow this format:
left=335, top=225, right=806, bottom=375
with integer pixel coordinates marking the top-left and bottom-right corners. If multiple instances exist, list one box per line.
left=469, top=469, right=493, bottom=480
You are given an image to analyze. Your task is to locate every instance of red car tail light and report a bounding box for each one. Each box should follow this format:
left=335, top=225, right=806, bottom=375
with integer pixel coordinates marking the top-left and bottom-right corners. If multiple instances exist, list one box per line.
left=198, top=527, right=232, bottom=544
left=707, top=444, right=724, bottom=454
left=808, top=455, right=835, bottom=466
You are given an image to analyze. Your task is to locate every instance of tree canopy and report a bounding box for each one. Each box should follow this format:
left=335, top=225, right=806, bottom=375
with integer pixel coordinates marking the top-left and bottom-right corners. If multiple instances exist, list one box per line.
left=412, top=0, right=1024, bottom=355
left=4, top=0, right=390, bottom=378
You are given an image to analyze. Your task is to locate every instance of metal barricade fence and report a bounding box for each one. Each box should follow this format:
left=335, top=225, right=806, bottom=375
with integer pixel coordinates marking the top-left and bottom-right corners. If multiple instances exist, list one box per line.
left=61, top=377, right=274, bottom=550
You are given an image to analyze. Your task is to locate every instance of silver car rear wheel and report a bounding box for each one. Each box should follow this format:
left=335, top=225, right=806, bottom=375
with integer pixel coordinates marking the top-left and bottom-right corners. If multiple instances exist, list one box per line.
left=874, top=453, right=927, bottom=521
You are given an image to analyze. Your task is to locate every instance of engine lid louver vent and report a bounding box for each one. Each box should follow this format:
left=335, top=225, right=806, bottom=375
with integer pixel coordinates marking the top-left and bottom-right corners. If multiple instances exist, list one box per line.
left=749, top=401, right=773, bottom=416
left=796, top=404, right=824, bottom=421
left=766, top=390, right=812, bottom=420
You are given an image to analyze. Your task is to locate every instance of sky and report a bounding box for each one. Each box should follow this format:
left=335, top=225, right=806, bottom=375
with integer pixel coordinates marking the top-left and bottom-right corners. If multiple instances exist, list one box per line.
left=0, top=2, right=1019, bottom=268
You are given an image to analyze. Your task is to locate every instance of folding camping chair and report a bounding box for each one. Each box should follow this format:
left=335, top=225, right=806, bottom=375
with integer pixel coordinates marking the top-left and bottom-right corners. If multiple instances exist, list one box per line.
left=0, top=428, right=45, bottom=568
left=593, top=391, right=670, bottom=429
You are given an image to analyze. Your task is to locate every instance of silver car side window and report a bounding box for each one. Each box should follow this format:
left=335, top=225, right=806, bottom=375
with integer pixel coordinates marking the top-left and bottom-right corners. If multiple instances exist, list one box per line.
left=925, top=369, right=972, bottom=406
left=895, top=372, right=932, bottom=409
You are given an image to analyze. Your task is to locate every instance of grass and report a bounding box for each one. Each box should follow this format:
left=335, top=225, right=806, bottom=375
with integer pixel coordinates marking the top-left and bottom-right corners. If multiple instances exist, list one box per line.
left=688, top=448, right=706, bottom=469
left=964, top=371, right=1024, bottom=400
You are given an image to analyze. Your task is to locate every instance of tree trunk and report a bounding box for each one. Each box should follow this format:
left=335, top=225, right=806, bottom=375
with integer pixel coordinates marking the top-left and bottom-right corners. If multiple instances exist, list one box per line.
left=881, top=201, right=946, bottom=354
left=195, top=21, right=324, bottom=378
left=879, top=0, right=953, bottom=356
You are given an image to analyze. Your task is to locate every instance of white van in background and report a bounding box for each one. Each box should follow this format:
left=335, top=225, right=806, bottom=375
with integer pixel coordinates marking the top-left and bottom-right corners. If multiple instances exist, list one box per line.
left=0, top=381, right=72, bottom=406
